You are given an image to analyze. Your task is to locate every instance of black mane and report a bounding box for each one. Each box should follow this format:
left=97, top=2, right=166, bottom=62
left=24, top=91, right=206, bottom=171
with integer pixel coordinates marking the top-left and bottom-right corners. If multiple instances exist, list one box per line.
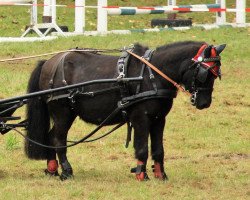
left=132, top=43, right=149, bottom=56
left=156, top=41, right=205, bottom=51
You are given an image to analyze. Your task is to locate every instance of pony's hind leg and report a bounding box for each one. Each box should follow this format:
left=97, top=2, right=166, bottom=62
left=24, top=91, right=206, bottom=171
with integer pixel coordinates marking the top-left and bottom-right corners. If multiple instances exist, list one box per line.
left=45, top=127, right=59, bottom=176
left=49, top=103, right=76, bottom=180
left=150, top=117, right=168, bottom=181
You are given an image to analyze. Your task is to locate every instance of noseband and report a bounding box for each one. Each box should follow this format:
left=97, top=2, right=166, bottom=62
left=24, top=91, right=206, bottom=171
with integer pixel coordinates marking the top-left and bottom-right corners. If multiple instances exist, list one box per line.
left=189, top=44, right=221, bottom=105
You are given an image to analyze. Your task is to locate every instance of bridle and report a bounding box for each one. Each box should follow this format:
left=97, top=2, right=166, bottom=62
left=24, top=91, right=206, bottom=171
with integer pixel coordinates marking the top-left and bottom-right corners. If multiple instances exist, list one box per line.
left=189, top=44, right=222, bottom=106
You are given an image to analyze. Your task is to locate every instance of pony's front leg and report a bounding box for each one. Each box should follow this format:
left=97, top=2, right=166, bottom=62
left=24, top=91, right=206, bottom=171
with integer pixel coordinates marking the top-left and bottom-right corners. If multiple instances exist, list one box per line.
left=130, top=115, right=151, bottom=181
left=150, top=117, right=168, bottom=181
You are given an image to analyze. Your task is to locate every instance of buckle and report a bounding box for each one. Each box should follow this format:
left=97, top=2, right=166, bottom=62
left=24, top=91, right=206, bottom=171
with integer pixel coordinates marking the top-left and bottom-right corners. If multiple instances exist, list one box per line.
left=191, top=90, right=198, bottom=105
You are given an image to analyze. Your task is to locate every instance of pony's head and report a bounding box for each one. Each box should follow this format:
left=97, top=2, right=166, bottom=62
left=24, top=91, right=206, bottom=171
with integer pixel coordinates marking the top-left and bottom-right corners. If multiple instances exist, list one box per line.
left=182, top=43, right=226, bottom=109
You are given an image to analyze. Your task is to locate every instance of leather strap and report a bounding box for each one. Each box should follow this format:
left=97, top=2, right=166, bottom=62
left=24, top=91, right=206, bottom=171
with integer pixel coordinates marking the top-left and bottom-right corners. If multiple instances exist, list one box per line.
left=127, top=50, right=192, bottom=97
left=49, top=52, right=71, bottom=88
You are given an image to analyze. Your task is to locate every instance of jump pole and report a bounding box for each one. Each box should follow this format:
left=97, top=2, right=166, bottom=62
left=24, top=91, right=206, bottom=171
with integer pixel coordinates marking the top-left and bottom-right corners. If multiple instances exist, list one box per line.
left=97, top=0, right=223, bottom=33
left=169, top=0, right=226, bottom=25
left=43, top=0, right=86, bottom=34
left=168, top=0, right=176, bottom=6
left=236, top=0, right=246, bottom=26
left=97, top=0, right=107, bottom=33
left=216, top=0, right=226, bottom=25
left=75, top=0, right=85, bottom=33
left=43, top=0, right=52, bottom=22
left=21, top=0, right=45, bottom=37
left=42, top=0, right=58, bottom=24
left=21, top=0, right=65, bottom=37
left=167, top=0, right=177, bottom=19
left=30, top=0, right=37, bottom=25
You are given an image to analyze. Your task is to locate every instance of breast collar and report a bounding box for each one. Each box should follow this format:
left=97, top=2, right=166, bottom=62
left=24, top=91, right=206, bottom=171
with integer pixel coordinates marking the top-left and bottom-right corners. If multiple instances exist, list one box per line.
left=116, top=48, right=177, bottom=107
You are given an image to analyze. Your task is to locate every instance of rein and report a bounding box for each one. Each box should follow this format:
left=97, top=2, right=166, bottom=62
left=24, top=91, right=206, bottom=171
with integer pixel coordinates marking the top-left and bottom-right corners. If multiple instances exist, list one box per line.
left=6, top=107, right=125, bottom=149
left=0, top=48, right=124, bottom=63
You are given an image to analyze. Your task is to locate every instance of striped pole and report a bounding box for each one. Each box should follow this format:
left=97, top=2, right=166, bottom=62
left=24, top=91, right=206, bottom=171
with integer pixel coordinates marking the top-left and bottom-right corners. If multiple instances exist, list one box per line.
left=105, top=4, right=222, bottom=15
left=0, top=0, right=30, bottom=2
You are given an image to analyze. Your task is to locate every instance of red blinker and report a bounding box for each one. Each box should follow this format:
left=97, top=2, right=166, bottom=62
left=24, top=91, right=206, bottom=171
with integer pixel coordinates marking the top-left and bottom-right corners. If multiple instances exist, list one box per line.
left=192, top=44, right=220, bottom=78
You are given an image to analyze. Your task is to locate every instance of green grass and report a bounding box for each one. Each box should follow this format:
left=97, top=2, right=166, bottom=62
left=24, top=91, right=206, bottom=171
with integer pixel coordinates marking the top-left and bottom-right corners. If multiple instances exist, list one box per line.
left=0, top=1, right=250, bottom=200
left=0, top=0, right=249, bottom=36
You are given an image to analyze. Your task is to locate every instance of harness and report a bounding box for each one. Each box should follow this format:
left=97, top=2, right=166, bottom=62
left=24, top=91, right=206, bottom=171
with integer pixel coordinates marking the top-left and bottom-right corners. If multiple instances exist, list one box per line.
left=46, top=48, right=177, bottom=105
left=45, top=47, right=177, bottom=147
left=117, top=49, right=177, bottom=104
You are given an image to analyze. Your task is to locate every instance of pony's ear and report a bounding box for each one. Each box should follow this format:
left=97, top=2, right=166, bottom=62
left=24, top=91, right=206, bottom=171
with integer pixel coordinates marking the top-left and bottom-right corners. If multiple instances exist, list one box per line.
left=204, top=45, right=212, bottom=58
left=215, top=44, right=226, bottom=55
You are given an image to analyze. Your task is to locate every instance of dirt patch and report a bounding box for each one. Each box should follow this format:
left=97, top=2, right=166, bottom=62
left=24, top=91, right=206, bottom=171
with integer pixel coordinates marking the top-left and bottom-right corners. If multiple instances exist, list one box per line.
left=190, top=180, right=213, bottom=190
left=223, top=99, right=250, bottom=107
left=0, top=170, right=7, bottom=178
left=107, top=155, right=119, bottom=161
left=205, top=153, right=250, bottom=160
left=165, top=153, right=249, bottom=161
left=166, top=155, right=189, bottom=160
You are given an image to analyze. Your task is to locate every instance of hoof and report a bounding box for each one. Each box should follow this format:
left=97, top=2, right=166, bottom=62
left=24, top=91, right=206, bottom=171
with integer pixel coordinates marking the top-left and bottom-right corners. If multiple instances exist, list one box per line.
left=136, top=172, right=150, bottom=181
left=60, top=171, right=74, bottom=181
left=44, top=169, right=59, bottom=176
left=152, top=162, right=168, bottom=181
left=154, top=172, right=168, bottom=181
left=131, top=161, right=150, bottom=181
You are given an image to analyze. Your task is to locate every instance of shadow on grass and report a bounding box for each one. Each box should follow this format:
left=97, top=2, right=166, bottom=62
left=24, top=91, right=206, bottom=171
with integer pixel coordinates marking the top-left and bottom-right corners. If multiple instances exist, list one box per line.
left=0, top=170, right=7, bottom=179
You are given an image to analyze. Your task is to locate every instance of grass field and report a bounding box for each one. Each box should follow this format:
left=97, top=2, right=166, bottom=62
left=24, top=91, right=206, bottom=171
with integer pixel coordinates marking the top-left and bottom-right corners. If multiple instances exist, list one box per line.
left=0, top=0, right=249, bottom=36
left=0, top=1, right=250, bottom=200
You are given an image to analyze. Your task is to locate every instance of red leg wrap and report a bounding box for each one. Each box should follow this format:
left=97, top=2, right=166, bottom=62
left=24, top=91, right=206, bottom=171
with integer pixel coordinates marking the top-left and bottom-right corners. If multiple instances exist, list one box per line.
left=153, top=162, right=163, bottom=179
left=136, top=173, right=146, bottom=181
left=133, top=160, right=149, bottom=181
left=137, top=160, right=144, bottom=165
left=153, top=162, right=168, bottom=180
left=47, top=160, right=58, bottom=173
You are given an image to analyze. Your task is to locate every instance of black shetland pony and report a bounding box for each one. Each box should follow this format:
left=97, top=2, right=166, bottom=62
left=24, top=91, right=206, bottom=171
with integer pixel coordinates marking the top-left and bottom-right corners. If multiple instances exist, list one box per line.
left=25, top=41, right=225, bottom=181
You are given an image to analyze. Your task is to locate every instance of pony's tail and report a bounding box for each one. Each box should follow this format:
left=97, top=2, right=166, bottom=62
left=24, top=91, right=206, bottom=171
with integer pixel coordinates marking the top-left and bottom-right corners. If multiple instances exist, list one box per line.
left=25, top=60, right=50, bottom=160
